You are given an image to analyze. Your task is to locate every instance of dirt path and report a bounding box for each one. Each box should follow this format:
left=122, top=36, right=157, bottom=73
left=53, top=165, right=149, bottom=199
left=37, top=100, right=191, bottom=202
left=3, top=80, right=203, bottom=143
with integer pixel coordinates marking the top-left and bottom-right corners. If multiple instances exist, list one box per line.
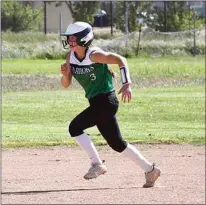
left=2, top=144, right=205, bottom=204
left=2, top=74, right=205, bottom=92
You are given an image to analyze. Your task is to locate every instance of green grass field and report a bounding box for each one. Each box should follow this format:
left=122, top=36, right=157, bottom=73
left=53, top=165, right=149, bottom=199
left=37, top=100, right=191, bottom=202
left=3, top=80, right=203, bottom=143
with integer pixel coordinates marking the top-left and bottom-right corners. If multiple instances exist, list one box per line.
left=2, top=86, right=205, bottom=148
left=2, top=57, right=205, bottom=148
left=2, top=56, right=205, bottom=78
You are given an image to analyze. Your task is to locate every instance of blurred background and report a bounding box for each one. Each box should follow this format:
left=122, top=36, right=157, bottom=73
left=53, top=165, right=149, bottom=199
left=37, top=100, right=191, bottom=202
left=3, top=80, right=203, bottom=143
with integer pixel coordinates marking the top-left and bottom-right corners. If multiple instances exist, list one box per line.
left=1, top=1, right=206, bottom=59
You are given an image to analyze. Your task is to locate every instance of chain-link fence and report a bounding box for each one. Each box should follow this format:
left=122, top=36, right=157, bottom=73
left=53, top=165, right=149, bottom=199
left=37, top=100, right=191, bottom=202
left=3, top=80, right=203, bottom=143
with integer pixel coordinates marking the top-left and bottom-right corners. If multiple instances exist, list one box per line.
left=93, top=27, right=205, bottom=57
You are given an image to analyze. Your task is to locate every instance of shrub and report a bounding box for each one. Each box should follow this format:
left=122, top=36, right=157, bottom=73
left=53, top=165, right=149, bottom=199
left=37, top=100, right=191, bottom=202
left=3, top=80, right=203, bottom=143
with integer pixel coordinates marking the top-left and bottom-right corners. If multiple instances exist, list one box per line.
left=2, top=28, right=205, bottom=59
left=1, top=1, right=42, bottom=32
left=93, top=27, right=123, bottom=40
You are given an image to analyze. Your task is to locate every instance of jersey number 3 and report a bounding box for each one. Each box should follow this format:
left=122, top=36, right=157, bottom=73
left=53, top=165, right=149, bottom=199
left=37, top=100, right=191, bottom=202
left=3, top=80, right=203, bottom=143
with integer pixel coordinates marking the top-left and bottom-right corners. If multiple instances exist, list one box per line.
left=90, top=73, right=96, bottom=81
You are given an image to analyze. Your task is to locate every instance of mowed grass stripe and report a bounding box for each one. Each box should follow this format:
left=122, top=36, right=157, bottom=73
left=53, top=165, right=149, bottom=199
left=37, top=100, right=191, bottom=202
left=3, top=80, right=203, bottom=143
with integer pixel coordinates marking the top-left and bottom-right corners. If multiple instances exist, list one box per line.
left=2, top=86, right=205, bottom=148
left=2, top=56, right=205, bottom=78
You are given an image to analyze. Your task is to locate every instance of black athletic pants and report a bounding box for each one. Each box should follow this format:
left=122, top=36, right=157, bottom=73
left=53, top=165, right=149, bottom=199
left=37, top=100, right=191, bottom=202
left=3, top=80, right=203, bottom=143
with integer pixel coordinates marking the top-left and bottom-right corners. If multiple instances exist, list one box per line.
left=69, top=91, right=128, bottom=152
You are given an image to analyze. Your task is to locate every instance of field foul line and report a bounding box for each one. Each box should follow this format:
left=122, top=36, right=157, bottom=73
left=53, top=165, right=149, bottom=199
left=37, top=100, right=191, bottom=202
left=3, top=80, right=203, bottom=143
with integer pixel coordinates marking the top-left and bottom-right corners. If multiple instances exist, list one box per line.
left=1, top=186, right=142, bottom=195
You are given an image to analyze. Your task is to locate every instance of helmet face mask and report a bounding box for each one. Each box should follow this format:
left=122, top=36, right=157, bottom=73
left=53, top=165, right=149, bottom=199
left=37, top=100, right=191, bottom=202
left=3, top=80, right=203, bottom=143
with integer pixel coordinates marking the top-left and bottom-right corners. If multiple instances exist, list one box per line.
left=68, top=36, right=78, bottom=48
left=61, top=22, right=94, bottom=49
left=61, top=36, right=69, bottom=49
left=61, top=35, right=78, bottom=49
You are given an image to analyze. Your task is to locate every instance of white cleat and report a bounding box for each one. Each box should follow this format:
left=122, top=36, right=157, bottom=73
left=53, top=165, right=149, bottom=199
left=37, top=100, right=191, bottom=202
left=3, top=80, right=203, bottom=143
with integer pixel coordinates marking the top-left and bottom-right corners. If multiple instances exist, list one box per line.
left=84, top=161, right=107, bottom=180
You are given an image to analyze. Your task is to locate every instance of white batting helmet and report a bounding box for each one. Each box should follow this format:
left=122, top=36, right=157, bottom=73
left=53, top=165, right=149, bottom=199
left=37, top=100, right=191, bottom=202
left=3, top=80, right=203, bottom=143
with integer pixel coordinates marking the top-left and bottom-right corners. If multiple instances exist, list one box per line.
left=61, top=21, right=94, bottom=49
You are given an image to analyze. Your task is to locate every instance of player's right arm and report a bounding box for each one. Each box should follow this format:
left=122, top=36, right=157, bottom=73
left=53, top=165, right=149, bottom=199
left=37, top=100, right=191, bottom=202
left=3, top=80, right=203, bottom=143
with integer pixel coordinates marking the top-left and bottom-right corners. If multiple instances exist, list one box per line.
left=61, top=52, right=72, bottom=88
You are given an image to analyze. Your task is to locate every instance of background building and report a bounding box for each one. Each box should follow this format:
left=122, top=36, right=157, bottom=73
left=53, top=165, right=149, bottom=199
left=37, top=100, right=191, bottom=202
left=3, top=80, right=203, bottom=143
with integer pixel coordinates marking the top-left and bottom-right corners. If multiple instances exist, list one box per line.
left=32, top=1, right=73, bottom=33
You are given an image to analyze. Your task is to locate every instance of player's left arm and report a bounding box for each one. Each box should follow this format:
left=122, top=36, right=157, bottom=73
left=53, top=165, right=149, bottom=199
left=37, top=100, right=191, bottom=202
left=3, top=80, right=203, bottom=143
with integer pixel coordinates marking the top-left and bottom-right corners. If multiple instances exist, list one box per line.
left=90, top=50, right=132, bottom=103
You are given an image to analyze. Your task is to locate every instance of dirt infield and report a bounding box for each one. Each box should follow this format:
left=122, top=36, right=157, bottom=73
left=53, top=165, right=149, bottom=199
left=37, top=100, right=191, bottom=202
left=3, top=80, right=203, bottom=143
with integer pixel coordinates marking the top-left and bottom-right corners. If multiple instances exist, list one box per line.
left=2, top=144, right=205, bottom=204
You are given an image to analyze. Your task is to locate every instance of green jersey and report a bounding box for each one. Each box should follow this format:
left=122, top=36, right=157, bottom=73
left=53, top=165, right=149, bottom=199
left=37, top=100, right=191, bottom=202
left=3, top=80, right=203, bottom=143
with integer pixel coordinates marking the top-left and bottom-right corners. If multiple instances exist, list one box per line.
left=70, top=47, right=114, bottom=99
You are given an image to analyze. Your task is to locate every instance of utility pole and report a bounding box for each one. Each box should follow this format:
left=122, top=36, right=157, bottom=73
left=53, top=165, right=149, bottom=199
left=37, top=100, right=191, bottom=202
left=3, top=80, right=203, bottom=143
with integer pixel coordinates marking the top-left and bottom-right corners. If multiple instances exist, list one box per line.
left=44, top=1, right=47, bottom=34
left=188, top=1, right=191, bottom=35
left=59, top=12, right=62, bottom=41
left=124, top=1, right=129, bottom=54
left=124, top=1, right=129, bottom=35
left=192, top=8, right=197, bottom=56
left=110, top=1, right=113, bottom=36
left=137, top=18, right=143, bottom=56
left=164, top=1, right=167, bottom=32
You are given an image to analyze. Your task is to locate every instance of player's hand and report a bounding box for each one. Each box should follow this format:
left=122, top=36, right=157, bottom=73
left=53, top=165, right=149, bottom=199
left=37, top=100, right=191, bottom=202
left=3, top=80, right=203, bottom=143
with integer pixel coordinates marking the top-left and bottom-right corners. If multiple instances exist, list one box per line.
left=118, top=83, right=132, bottom=103
left=61, top=63, right=71, bottom=76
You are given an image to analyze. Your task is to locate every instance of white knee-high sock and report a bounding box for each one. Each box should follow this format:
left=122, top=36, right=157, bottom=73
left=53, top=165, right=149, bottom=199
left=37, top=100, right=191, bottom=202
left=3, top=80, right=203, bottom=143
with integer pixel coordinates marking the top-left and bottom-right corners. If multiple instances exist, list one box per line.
left=74, top=133, right=102, bottom=165
left=122, top=143, right=153, bottom=172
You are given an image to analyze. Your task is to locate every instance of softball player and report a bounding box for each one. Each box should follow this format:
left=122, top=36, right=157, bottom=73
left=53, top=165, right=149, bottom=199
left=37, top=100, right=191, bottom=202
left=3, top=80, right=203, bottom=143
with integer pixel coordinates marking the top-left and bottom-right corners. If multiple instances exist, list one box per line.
left=60, top=21, right=160, bottom=188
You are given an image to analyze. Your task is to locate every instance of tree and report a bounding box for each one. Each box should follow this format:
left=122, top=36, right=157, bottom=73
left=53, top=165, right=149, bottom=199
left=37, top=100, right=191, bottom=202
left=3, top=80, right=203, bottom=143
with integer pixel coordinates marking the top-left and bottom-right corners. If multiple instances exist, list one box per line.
left=146, top=2, right=203, bottom=32
left=114, top=1, right=152, bottom=33
left=114, top=2, right=124, bottom=31
left=112, top=1, right=204, bottom=33
left=1, top=1, right=42, bottom=32
left=55, top=1, right=100, bottom=24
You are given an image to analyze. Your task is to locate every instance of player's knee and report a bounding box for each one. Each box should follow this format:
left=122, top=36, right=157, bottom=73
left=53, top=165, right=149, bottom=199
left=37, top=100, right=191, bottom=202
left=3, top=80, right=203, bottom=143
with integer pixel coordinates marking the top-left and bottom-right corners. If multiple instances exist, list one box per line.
left=108, top=140, right=128, bottom=153
left=68, top=121, right=82, bottom=137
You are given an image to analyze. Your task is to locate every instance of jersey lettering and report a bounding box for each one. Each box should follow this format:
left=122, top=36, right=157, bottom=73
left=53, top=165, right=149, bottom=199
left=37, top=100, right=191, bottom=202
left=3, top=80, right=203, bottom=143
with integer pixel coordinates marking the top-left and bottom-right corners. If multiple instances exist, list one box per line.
left=71, top=66, right=94, bottom=75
